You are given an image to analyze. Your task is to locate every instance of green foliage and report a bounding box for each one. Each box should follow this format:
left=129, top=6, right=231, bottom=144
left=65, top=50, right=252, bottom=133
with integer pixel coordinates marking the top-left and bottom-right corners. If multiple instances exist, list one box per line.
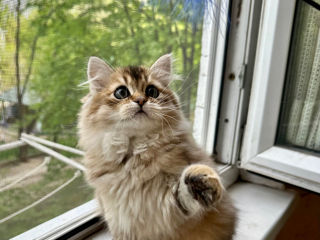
left=0, top=159, right=93, bottom=239
left=0, top=1, right=18, bottom=90
left=0, top=1, right=203, bottom=238
left=0, top=147, right=20, bottom=164
left=1, top=0, right=202, bottom=133
left=23, top=0, right=203, bottom=134
left=0, top=144, right=42, bottom=164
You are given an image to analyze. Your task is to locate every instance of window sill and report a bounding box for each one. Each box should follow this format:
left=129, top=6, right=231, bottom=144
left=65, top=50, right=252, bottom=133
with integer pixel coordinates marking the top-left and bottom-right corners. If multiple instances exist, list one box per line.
left=85, top=182, right=297, bottom=240
left=11, top=200, right=100, bottom=240
left=14, top=181, right=297, bottom=240
left=244, top=146, right=320, bottom=193
left=229, top=182, right=296, bottom=240
left=12, top=164, right=236, bottom=239
left=87, top=182, right=297, bottom=240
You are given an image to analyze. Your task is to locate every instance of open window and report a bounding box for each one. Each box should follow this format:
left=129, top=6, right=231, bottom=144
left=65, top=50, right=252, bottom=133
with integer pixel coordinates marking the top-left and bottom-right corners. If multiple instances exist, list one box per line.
left=3, top=0, right=317, bottom=239
left=241, top=0, right=320, bottom=193
left=1, top=0, right=239, bottom=238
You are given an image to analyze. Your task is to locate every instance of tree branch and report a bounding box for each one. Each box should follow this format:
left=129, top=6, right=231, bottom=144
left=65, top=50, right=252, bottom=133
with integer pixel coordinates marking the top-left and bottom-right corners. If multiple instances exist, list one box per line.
left=22, top=9, right=54, bottom=97
left=15, top=0, right=21, bottom=100
left=15, top=0, right=24, bottom=140
left=122, top=0, right=135, bottom=37
left=21, top=34, right=39, bottom=96
left=121, top=1, right=142, bottom=63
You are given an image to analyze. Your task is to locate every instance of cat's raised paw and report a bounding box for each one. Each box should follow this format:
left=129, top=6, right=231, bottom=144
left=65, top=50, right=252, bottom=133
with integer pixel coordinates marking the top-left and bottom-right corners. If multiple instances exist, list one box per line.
left=184, top=165, right=223, bottom=207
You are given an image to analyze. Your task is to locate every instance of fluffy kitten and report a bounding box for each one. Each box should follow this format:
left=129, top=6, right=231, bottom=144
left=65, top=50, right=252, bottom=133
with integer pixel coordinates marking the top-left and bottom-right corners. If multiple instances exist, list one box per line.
left=78, top=54, right=236, bottom=240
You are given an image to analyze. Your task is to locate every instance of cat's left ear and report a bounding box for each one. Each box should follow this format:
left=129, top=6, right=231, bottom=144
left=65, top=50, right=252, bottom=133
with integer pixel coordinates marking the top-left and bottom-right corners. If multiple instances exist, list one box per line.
left=87, top=56, right=114, bottom=93
left=150, top=54, right=173, bottom=86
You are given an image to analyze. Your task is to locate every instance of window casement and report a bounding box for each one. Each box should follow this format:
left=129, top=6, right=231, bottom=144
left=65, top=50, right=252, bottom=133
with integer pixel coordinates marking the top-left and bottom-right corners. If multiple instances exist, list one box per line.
left=193, top=0, right=240, bottom=188
left=10, top=0, right=241, bottom=239
left=12, top=0, right=317, bottom=238
left=240, top=0, right=320, bottom=193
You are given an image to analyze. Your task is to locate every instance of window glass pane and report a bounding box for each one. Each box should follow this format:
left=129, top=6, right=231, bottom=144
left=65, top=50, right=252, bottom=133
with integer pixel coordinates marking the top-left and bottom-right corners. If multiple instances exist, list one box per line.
left=0, top=0, right=203, bottom=238
left=277, top=0, right=320, bottom=152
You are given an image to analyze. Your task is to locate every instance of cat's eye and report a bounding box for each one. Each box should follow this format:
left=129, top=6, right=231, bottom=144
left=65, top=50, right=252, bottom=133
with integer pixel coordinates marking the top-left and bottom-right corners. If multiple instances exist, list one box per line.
left=145, top=85, right=159, bottom=98
left=114, top=86, right=130, bottom=99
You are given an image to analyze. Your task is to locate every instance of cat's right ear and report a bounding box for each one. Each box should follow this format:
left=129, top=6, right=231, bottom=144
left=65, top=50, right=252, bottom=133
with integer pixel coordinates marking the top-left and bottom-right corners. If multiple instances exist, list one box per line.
left=87, top=57, right=114, bottom=93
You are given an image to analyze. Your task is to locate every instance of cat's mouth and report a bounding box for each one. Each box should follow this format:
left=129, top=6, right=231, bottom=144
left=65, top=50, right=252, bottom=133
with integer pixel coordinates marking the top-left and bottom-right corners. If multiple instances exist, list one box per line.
left=134, top=109, right=147, bottom=117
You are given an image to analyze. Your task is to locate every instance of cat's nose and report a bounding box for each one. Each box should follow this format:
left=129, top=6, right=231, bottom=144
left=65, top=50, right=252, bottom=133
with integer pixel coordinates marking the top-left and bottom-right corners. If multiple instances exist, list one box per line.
left=134, top=97, right=147, bottom=107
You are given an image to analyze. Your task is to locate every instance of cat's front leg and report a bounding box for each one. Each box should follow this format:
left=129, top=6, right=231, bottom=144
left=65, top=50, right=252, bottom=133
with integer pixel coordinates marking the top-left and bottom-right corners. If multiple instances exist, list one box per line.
left=176, top=164, right=224, bottom=216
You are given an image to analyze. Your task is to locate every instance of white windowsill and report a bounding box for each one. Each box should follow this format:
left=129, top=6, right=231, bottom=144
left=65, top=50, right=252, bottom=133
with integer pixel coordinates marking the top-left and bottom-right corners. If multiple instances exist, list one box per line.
left=244, top=146, right=320, bottom=193
left=11, top=200, right=100, bottom=240
left=14, top=180, right=297, bottom=240
left=86, top=182, right=297, bottom=240
left=252, top=146, right=320, bottom=182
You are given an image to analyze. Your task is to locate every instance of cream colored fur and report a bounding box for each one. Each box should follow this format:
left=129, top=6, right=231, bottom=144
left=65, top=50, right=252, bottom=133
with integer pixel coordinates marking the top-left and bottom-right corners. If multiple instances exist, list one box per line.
left=78, top=55, right=236, bottom=240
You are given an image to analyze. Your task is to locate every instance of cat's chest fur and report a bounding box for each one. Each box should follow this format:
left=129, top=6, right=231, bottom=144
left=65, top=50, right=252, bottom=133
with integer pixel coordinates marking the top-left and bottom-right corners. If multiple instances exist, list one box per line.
left=105, top=132, right=160, bottom=164
left=95, top=131, right=179, bottom=200
left=101, top=132, right=178, bottom=176
left=93, top=132, right=182, bottom=238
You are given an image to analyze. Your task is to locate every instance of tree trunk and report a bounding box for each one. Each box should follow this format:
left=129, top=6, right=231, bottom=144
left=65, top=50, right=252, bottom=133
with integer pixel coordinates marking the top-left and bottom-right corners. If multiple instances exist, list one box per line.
left=121, top=0, right=142, bottom=63
left=15, top=0, right=22, bottom=136
left=180, top=21, right=198, bottom=120
left=180, top=44, right=190, bottom=118
left=14, top=0, right=28, bottom=161
left=180, top=19, right=191, bottom=118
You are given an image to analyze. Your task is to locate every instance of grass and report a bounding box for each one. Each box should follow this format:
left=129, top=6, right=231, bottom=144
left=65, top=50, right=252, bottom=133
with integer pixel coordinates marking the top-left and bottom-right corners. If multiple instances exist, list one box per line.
left=0, top=159, right=93, bottom=240
left=0, top=133, right=94, bottom=239
left=0, top=147, right=20, bottom=164
left=0, top=143, right=43, bottom=165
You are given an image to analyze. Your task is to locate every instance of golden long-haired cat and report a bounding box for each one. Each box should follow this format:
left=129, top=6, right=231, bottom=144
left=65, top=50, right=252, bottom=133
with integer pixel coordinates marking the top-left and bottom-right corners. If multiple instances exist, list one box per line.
left=78, top=54, right=236, bottom=240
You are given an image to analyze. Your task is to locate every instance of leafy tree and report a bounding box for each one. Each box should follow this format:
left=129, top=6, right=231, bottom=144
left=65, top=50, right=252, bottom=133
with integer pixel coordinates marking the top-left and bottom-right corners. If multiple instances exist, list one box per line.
left=2, top=0, right=203, bottom=140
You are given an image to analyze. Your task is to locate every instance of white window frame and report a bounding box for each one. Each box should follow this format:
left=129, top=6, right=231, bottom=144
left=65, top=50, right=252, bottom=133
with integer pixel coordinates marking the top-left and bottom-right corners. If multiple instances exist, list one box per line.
left=13, top=1, right=240, bottom=239
left=192, top=0, right=240, bottom=188
left=193, top=0, right=230, bottom=153
left=215, top=0, right=263, bottom=166
left=240, top=0, right=320, bottom=193
left=11, top=200, right=101, bottom=240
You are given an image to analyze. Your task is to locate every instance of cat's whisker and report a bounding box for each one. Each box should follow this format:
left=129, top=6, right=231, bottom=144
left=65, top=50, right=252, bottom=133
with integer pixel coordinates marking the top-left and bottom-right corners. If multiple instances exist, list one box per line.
left=147, top=105, right=179, bottom=113
left=158, top=93, right=192, bottom=105
left=158, top=67, right=196, bottom=100
left=157, top=72, right=182, bottom=95
left=158, top=101, right=188, bottom=110
left=160, top=75, right=199, bottom=104
left=153, top=112, right=174, bottom=135
left=159, top=91, right=195, bottom=106
left=157, top=112, right=179, bottom=122
left=163, top=116, right=174, bottom=135
left=155, top=112, right=174, bottom=135
left=157, top=112, right=166, bottom=137
left=157, top=105, right=182, bottom=111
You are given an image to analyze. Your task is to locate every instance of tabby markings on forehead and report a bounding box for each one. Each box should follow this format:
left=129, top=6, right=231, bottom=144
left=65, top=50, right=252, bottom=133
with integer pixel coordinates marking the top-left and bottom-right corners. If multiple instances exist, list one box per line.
left=122, top=66, right=148, bottom=83
left=122, top=75, right=128, bottom=85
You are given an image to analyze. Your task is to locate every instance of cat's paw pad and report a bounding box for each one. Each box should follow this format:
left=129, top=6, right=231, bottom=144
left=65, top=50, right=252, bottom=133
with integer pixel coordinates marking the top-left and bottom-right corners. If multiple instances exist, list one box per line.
left=184, top=166, right=223, bottom=207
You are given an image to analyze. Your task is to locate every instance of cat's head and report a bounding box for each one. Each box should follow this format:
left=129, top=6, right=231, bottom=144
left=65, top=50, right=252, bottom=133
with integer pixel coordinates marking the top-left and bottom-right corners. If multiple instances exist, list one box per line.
left=81, top=54, right=183, bottom=134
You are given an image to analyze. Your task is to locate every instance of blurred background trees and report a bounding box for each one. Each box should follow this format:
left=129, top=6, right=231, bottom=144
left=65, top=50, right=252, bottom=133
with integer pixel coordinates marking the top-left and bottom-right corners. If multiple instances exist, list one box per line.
left=1, top=0, right=203, bottom=148
left=0, top=1, right=204, bottom=237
